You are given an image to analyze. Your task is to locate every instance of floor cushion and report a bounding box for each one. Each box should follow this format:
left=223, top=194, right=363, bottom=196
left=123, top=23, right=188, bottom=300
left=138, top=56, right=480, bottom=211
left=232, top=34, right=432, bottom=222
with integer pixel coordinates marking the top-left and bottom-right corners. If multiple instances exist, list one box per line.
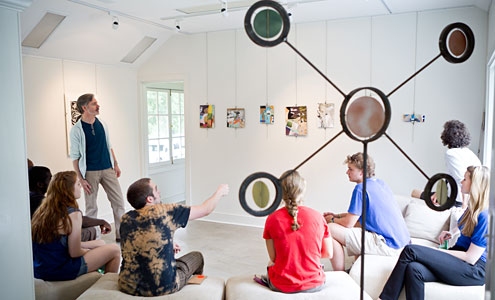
left=225, top=271, right=371, bottom=300
left=76, top=273, right=225, bottom=300
left=35, top=271, right=102, bottom=300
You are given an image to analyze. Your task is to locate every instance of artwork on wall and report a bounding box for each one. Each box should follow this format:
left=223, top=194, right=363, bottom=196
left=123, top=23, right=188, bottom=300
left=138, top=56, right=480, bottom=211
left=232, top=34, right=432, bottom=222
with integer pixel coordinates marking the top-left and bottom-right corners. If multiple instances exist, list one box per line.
left=64, top=94, right=81, bottom=156
left=317, top=103, right=335, bottom=128
left=260, top=105, right=274, bottom=124
left=200, top=104, right=215, bottom=128
left=227, top=108, right=246, bottom=128
left=285, top=106, right=307, bottom=136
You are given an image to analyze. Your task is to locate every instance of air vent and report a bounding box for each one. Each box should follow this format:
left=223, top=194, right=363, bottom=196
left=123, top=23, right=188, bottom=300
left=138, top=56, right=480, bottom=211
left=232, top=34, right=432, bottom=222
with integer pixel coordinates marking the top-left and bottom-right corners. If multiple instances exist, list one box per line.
left=22, top=12, right=66, bottom=48
left=121, top=36, right=157, bottom=64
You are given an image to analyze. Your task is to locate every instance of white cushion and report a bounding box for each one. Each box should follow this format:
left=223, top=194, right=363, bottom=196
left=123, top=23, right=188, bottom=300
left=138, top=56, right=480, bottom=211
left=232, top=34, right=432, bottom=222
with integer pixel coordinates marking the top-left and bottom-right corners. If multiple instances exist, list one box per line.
left=404, top=199, right=450, bottom=243
left=349, top=255, right=484, bottom=300
left=394, top=194, right=413, bottom=216
left=410, top=238, right=439, bottom=248
left=417, top=281, right=484, bottom=300
left=76, top=273, right=225, bottom=300
left=349, top=255, right=398, bottom=300
left=225, top=271, right=371, bottom=300
left=35, top=271, right=102, bottom=300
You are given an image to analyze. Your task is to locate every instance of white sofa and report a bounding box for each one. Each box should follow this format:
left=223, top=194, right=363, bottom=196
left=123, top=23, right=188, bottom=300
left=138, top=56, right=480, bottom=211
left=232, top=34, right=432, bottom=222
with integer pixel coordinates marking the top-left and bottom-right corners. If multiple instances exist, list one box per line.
left=348, top=195, right=485, bottom=299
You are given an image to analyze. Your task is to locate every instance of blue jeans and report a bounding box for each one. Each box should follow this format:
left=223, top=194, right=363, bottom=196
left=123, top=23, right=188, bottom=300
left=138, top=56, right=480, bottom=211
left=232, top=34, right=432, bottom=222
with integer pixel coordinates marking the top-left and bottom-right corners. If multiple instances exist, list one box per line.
left=380, top=244, right=485, bottom=300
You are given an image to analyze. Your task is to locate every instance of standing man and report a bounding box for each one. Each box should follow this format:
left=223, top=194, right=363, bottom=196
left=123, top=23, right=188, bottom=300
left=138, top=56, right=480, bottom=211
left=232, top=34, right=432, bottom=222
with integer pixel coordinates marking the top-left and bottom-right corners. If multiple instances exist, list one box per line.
left=323, top=152, right=410, bottom=271
left=70, top=93, right=125, bottom=242
left=119, top=178, right=229, bottom=296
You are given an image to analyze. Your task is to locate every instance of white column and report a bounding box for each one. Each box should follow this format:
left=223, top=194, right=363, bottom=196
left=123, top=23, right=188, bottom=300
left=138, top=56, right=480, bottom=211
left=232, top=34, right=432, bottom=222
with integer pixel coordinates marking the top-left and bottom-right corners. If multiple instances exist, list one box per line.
left=0, top=1, right=34, bottom=299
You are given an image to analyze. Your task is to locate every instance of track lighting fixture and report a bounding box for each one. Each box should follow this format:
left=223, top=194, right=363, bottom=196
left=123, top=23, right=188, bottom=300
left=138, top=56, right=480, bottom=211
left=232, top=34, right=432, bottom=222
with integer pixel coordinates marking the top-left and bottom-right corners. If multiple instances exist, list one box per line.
left=221, top=1, right=228, bottom=17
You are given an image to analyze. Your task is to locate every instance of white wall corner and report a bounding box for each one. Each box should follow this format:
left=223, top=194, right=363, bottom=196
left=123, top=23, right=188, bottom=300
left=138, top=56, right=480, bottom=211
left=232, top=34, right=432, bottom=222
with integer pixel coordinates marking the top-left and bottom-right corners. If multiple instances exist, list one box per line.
left=0, top=0, right=32, bottom=11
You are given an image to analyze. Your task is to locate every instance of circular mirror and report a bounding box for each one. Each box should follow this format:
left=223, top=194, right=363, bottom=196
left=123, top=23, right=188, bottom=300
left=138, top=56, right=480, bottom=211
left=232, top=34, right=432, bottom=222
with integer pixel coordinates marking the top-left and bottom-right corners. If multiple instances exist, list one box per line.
left=244, top=0, right=290, bottom=47
left=439, top=22, right=475, bottom=64
left=423, top=173, right=458, bottom=211
left=340, top=87, right=391, bottom=142
left=239, top=172, right=283, bottom=216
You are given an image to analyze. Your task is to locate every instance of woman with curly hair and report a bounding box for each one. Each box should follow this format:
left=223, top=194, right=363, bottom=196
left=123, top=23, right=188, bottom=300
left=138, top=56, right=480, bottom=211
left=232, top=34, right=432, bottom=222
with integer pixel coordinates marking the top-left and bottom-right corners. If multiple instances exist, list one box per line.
left=32, top=171, right=120, bottom=281
left=379, top=166, right=489, bottom=300
left=412, top=120, right=480, bottom=207
left=259, top=170, right=332, bottom=293
left=441, top=120, right=481, bottom=206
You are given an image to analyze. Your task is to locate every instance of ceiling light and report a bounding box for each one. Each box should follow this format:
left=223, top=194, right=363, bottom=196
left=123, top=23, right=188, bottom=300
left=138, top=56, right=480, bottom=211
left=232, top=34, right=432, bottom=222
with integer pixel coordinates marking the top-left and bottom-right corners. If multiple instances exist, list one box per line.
left=22, top=12, right=66, bottom=48
left=112, top=16, right=119, bottom=30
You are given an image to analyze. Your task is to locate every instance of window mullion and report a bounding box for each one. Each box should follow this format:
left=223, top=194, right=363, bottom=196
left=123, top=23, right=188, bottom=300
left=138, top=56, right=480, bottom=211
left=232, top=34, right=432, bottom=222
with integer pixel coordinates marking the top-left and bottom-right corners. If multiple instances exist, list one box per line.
left=168, top=89, right=174, bottom=164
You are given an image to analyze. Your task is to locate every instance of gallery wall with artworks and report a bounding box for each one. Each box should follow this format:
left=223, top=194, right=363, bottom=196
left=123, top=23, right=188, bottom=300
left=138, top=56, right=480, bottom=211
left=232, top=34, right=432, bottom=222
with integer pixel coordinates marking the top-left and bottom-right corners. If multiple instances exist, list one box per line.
left=199, top=103, right=333, bottom=135
left=23, top=56, right=140, bottom=220
left=138, top=6, right=487, bottom=226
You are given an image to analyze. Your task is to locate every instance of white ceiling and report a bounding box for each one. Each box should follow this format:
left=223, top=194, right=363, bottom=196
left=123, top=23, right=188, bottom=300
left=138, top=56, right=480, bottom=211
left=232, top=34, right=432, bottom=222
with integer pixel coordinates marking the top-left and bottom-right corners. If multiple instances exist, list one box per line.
left=21, top=0, right=492, bottom=67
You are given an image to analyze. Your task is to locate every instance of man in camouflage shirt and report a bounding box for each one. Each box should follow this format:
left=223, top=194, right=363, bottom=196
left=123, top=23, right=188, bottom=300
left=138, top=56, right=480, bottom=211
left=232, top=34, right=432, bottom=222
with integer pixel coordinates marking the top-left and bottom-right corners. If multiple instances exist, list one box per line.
left=119, top=178, right=229, bottom=296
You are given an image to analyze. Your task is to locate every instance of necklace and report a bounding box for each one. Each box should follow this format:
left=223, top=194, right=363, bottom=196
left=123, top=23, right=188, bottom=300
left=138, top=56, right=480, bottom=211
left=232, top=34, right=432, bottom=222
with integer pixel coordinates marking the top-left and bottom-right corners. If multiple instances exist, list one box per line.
left=91, top=123, right=95, bottom=136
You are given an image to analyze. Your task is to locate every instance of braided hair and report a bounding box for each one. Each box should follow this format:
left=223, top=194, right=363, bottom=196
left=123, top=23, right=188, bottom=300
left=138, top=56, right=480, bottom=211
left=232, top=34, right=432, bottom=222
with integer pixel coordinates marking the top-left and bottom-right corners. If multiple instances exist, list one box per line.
left=280, top=170, right=306, bottom=231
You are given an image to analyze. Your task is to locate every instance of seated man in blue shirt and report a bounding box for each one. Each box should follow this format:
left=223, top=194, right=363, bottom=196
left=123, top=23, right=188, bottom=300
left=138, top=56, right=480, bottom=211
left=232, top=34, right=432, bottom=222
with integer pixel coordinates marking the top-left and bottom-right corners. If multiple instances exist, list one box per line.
left=323, top=152, right=410, bottom=271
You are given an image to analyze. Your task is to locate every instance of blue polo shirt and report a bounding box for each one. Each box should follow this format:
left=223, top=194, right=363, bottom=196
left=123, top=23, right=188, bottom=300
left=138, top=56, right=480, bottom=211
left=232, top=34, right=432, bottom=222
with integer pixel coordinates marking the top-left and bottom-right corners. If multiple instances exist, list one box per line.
left=456, top=210, right=488, bottom=262
left=81, top=118, right=112, bottom=171
left=348, top=178, right=411, bottom=249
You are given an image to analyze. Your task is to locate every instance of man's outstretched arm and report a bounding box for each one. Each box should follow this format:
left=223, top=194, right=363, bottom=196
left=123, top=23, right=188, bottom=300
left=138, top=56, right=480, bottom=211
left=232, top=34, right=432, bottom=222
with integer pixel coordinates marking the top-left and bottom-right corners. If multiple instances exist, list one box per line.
left=189, top=184, right=229, bottom=220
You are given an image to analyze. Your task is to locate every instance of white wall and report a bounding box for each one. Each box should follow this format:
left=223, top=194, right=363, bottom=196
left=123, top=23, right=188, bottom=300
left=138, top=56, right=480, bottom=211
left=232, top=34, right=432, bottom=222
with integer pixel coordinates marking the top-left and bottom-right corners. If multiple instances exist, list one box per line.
left=0, top=1, right=35, bottom=299
left=23, top=56, right=141, bottom=220
left=138, top=7, right=487, bottom=227
left=488, top=1, right=495, bottom=60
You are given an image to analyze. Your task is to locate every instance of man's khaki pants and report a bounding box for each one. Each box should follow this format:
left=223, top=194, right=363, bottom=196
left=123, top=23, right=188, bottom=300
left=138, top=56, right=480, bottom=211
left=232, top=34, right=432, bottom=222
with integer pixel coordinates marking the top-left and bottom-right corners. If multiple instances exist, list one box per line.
left=84, top=168, right=125, bottom=239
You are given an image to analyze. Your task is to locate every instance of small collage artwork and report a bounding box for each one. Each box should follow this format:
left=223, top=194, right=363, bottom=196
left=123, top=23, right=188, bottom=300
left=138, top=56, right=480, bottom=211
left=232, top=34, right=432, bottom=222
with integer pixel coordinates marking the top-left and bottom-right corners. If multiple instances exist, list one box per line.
left=199, top=103, right=335, bottom=136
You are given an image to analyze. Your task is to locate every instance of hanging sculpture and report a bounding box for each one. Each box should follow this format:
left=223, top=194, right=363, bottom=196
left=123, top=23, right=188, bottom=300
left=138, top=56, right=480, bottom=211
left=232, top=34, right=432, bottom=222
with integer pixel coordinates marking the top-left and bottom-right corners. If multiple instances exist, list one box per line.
left=238, top=1, right=475, bottom=298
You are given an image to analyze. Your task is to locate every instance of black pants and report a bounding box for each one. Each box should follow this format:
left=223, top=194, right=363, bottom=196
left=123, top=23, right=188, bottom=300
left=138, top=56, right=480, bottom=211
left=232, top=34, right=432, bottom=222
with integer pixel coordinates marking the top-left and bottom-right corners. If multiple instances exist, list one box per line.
left=380, top=244, right=485, bottom=300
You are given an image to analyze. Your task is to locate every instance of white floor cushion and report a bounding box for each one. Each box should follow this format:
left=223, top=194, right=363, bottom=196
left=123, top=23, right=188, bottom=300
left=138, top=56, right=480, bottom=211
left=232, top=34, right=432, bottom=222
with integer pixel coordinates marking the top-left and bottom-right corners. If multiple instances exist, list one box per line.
left=349, top=255, right=485, bottom=300
left=76, top=273, right=225, bottom=300
left=226, top=271, right=371, bottom=300
left=35, top=271, right=102, bottom=300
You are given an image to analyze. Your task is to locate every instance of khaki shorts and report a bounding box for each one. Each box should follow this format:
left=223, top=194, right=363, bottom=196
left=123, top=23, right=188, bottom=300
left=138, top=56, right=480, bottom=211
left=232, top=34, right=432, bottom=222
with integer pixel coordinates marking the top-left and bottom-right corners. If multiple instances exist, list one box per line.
left=345, top=227, right=402, bottom=257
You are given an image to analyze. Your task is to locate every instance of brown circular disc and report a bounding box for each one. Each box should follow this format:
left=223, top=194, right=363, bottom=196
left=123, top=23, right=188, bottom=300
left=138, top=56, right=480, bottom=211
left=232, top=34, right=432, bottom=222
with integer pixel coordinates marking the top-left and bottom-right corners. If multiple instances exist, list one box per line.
left=346, top=96, right=385, bottom=138
left=448, top=29, right=467, bottom=57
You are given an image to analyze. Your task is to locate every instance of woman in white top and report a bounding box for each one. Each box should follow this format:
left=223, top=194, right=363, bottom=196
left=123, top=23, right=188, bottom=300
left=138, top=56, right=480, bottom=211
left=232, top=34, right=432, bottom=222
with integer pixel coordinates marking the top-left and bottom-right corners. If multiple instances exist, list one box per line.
left=441, top=120, right=481, bottom=206
left=412, top=120, right=480, bottom=208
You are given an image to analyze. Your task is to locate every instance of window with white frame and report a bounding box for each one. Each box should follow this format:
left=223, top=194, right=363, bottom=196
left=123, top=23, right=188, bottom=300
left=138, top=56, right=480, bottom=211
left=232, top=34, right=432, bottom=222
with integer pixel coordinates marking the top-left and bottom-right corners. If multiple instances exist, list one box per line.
left=146, top=88, right=185, bottom=164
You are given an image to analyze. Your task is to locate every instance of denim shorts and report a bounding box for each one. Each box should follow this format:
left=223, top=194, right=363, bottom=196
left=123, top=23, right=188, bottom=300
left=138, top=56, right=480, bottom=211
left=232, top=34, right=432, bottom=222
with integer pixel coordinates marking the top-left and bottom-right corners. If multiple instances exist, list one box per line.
left=77, top=256, right=88, bottom=276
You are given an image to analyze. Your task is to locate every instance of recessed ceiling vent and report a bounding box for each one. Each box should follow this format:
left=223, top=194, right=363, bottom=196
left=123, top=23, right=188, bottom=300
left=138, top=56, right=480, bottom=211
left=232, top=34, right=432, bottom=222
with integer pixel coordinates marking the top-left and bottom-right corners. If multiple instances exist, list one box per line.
left=121, top=36, right=157, bottom=64
left=22, top=12, right=66, bottom=48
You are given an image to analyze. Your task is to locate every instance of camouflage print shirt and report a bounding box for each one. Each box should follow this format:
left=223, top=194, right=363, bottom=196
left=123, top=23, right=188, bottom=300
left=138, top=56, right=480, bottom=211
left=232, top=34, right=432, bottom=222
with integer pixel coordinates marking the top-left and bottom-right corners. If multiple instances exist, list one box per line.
left=118, top=203, right=191, bottom=296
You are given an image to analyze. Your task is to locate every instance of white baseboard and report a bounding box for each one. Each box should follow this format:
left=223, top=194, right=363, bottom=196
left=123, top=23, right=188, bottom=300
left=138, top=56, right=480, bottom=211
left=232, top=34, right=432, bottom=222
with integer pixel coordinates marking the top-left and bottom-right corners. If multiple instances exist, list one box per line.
left=199, top=211, right=266, bottom=228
